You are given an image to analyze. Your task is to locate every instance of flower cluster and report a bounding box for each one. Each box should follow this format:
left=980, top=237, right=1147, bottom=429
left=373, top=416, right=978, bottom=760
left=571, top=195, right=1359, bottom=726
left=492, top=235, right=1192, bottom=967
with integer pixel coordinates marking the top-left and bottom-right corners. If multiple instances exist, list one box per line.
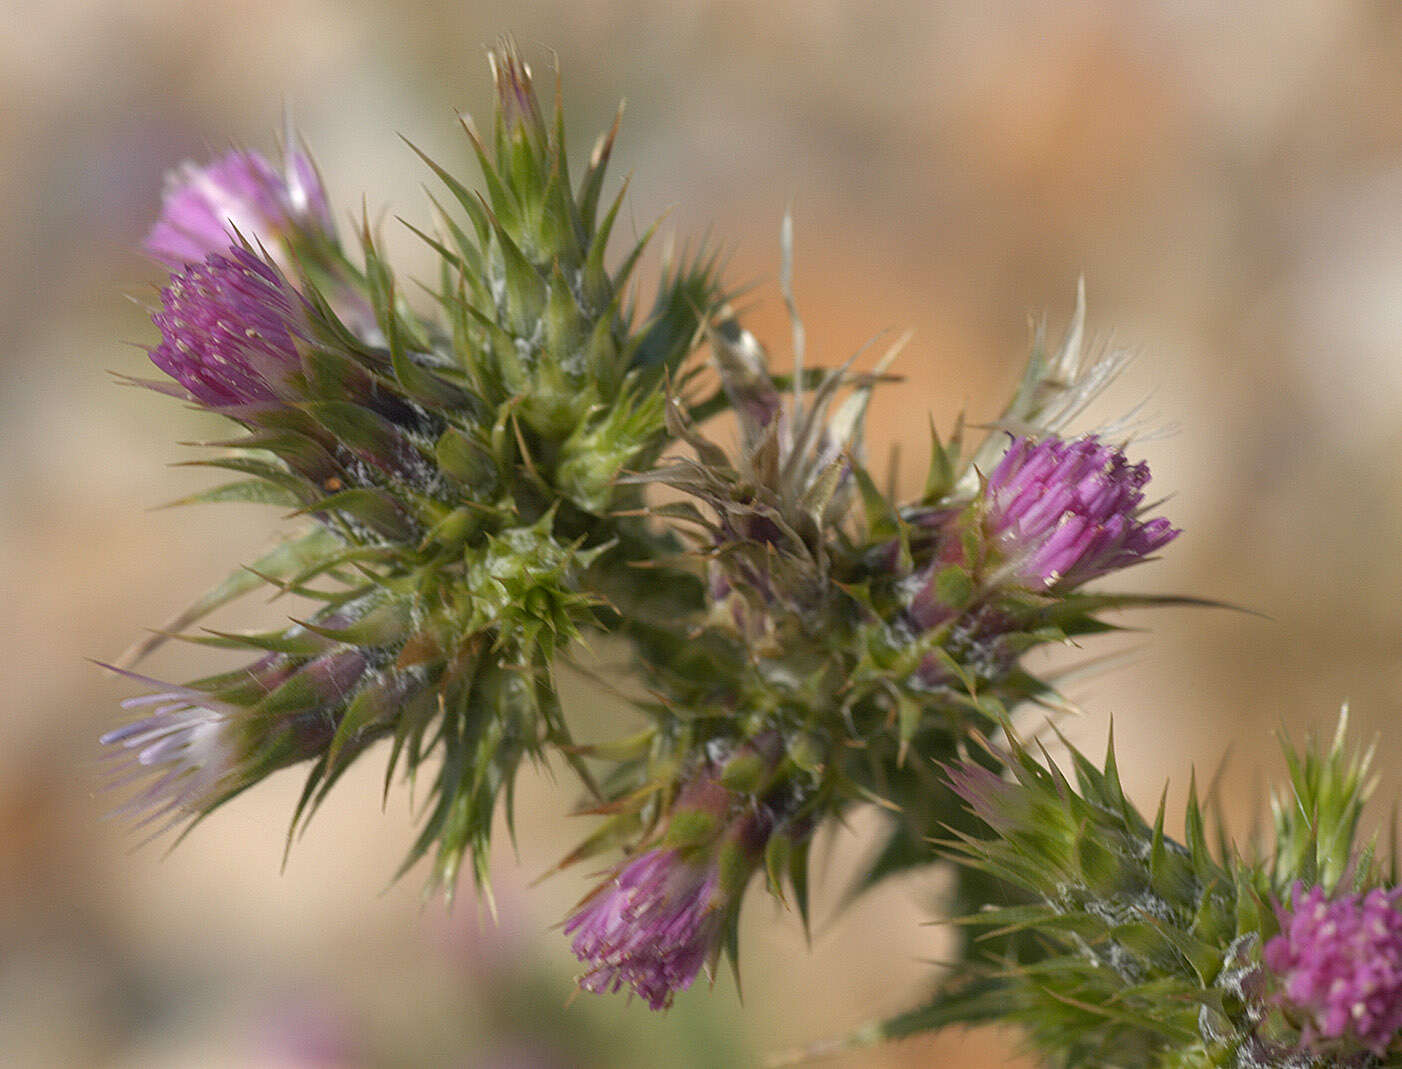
left=922, top=713, right=1402, bottom=1069
left=1265, top=883, right=1402, bottom=1057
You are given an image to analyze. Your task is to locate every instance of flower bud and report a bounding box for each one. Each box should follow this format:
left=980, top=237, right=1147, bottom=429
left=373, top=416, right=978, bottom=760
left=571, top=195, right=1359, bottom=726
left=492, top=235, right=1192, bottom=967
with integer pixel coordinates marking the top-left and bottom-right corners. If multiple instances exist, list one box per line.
left=564, top=846, right=725, bottom=1010
left=100, top=648, right=352, bottom=834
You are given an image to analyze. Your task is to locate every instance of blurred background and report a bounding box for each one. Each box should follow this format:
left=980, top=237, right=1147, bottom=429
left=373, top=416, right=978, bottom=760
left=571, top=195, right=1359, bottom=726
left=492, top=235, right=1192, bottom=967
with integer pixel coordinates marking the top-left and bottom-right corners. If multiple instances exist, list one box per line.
left=6, top=1, right=1402, bottom=1065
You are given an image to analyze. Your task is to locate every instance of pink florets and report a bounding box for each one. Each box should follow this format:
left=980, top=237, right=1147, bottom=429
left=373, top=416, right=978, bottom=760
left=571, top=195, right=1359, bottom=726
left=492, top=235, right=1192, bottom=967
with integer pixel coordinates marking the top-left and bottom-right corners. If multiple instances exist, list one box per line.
left=144, top=149, right=334, bottom=270
left=563, top=848, right=723, bottom=1010
left=1264, top=882, right=1402, bottom=1056
left=984, top=435, right=1178, bottom=590
left=149, top=247, right=306, bottom=407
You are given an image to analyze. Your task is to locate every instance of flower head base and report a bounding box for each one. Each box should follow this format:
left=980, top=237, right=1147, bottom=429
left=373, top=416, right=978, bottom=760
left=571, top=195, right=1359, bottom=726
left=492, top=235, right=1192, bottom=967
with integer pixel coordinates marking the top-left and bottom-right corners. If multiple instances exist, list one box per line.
left=564, top=847, right=723, bottom=1010
left=101, top=645, right=365, bottom=837
left=144, top=149, right=334, bottom=270
left=103, top=689, right=338, bottom=837
left=149, top=247, right=306, bottom=407
left=1264, top=882, right=1402, bottom=1057
left=984, top=434, right=1178, bottom=590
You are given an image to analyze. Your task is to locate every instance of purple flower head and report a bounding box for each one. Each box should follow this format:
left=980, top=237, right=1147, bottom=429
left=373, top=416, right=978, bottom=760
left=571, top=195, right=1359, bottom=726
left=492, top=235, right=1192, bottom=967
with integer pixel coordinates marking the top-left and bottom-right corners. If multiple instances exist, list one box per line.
left=144, top=149, right=334, bottom=270
left=563, top=847, right=723, bottom=1010
left=562, top=742, right=792, bottom=1010
left=983, top=434, right=1178, bottom=590
left=1263, top=882, right=1402, bottom=1056
left=149, top=247, right=307, bottom=408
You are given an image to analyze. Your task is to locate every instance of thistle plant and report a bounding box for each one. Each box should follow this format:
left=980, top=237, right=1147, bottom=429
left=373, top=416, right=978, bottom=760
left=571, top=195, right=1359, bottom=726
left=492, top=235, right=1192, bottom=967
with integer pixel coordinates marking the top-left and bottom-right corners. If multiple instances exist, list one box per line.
left=98, top=39, right=1402, bottom=1065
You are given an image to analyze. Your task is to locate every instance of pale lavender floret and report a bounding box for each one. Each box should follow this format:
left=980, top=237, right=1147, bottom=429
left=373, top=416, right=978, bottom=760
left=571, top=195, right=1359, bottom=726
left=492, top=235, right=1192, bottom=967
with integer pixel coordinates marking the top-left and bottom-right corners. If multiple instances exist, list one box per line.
left=144, top=149, right=334, bottom=270
left=101, top=688, right=242, bottom=833
left=149, top=247, right=305, bottom=407
left=564, top=848, right=722, bottom=1010
left=1264, top=883, right=1402, bottom=1056
left=984, top=435, right=1178, bottom=590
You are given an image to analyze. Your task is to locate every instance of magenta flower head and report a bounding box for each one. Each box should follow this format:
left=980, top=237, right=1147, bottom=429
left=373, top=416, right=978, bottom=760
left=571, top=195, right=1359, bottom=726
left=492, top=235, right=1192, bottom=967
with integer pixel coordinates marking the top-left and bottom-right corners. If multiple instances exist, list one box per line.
left=1263, top=882, right=1402, bottom=1057
left=564, top=846, right=724, bottom=1010
left=563, top=754, right=785, bottom=1011
left=983, top=434, right=1178, bottom=590
left=144, top=148, right=335, bottom=270
left=149, top=247, right=307, bottom=408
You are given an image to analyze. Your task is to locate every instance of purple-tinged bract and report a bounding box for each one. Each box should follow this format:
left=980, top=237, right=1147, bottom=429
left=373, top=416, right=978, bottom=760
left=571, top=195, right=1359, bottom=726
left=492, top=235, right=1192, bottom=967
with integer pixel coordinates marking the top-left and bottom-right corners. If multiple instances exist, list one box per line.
left=1264, top=882, right=1402, bottom=1056
left=564, top=848, right=723, bottom=1010
left=984, top=434, right=1178, bottom=590
left=945, top=758, right=1025, bottom=836
left=149, top=247, right=306, bottom=407
left=144, top=149, right=334, bottom=270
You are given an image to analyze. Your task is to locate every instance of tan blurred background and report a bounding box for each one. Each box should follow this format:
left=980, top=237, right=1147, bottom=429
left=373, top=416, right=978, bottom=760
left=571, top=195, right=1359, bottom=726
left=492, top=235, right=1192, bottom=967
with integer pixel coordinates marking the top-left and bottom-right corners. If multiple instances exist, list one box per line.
left=7, top=1, right=1402, bottom=1065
